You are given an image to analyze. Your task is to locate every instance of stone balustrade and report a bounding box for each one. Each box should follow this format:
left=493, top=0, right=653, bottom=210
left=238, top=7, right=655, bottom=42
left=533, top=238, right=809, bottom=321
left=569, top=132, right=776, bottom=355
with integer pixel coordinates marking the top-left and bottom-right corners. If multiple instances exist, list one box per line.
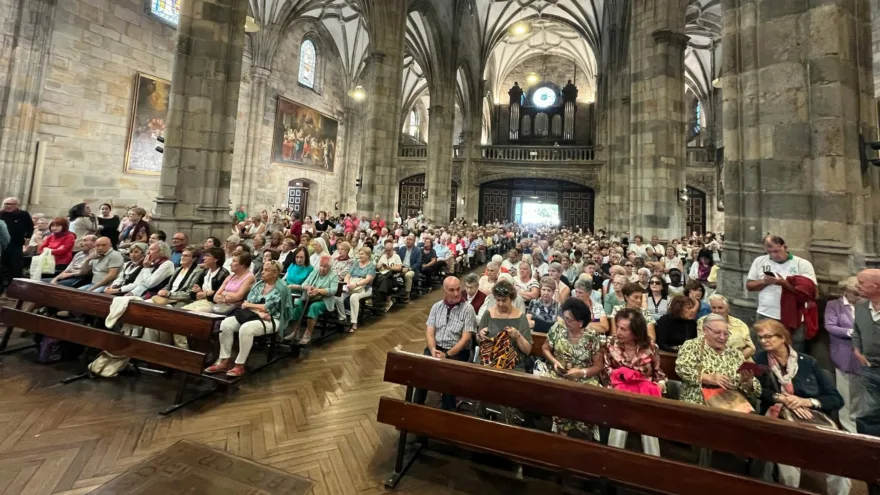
left=398, top=144, right=598, bottom=162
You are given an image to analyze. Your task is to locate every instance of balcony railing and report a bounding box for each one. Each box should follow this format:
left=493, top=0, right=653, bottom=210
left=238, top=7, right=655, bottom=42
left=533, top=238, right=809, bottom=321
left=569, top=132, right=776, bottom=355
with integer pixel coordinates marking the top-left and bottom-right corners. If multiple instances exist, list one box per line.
left=399, top=145, right=466, bottom=159
left=480, top=145, right=596, bottom=162
left=687, top=146, right=711, bottom=163
left=399, top=144, right=597, bottom=162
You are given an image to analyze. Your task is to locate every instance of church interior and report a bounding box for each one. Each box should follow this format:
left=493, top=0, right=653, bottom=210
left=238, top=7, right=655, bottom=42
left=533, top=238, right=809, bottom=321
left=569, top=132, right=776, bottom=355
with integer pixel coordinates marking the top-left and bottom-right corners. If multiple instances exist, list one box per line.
left=1, top=0, right=880, bottom=493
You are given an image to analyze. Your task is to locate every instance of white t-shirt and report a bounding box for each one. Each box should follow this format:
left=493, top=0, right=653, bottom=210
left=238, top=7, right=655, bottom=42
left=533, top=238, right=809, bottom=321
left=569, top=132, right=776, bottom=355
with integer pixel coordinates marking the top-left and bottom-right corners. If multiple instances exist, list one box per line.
left=747, top=254, right=816, bottom=319
left=628, top=243, right=648, bottom=259
left=377, top=253, right=402, bottom=274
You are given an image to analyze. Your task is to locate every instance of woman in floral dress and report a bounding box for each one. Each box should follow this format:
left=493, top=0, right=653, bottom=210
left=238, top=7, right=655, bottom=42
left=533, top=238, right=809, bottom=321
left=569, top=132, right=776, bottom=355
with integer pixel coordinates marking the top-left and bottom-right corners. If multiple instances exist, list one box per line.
left=541, top=297, right=604, bottom=439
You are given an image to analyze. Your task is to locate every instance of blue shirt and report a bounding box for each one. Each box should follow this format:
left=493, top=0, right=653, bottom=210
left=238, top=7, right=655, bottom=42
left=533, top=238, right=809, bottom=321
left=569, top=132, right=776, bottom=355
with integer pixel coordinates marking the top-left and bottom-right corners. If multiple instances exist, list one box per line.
left=170, top=250, right=182, bottom=267
left=434, top=244, right=450, bottom=259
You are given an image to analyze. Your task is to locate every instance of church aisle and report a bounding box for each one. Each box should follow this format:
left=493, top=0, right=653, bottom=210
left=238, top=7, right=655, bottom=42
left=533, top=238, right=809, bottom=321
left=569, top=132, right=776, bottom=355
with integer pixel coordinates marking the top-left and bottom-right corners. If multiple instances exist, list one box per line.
left=0, top=284, right=578, bottom=495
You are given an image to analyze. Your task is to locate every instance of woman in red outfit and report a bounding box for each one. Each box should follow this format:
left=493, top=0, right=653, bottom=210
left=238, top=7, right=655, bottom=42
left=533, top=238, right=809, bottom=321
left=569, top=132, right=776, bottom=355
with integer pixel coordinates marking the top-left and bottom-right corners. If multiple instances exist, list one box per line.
left=38, top=217, right=76, bottom=271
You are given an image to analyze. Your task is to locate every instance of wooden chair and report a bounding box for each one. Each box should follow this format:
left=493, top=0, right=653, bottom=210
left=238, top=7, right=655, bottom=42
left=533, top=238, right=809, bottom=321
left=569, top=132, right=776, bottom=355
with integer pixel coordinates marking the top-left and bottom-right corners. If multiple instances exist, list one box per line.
left=0, top=279, right=229, bottom=414
left=377, top=350, right=880, bottom=494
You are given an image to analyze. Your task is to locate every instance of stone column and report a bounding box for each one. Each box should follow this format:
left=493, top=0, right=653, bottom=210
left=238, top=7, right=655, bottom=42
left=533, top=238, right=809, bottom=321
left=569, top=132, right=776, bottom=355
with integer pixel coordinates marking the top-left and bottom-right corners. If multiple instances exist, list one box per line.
left=240, top=65, right=270, bottom=211
left=424, top=89, right=455, bottom=223
left=153, top=0, right=249, bottom=241
left=461, top=92, right=483, bottom=222
left=0, top=0, right=56, bottom=205
left=357, top=0, right=407, bottom=219
left=628, top=0, right=689, bottom=239
left=720, top=0, right=879, bottom=312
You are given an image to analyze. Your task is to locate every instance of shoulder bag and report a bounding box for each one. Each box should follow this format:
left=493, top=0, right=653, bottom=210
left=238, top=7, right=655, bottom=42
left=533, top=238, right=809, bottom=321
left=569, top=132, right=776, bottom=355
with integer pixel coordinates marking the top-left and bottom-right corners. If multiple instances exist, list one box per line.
left=697, top=341, right=754, bottom=413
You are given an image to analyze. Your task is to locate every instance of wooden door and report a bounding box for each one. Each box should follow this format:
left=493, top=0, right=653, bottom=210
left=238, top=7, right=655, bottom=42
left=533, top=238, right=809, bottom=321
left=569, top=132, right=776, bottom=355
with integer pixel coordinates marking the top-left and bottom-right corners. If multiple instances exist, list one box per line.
left=398, top=174, right=425, bottom=218
left=686, top=187, right=706, bottom=236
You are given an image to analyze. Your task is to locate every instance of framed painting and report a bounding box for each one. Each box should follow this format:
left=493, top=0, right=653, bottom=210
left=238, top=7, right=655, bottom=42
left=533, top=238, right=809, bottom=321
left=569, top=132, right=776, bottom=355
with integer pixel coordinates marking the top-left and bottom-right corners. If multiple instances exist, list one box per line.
left=124, top=72, right=170, bottom=175
left=272, top=96, right=338, bottom=173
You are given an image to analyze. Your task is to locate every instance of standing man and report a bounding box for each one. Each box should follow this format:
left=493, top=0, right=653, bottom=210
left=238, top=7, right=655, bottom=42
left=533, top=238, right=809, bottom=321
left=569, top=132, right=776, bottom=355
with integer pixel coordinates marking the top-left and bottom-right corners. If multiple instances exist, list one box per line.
left=853, top=269, right=880, bottom=434
left=397, top=234, right=422, bottom=301
left=413, top=276, right=476, bottom=410
left=745, top=235, right=816, bottom=352
left=0, top=197, right=33, bottom=295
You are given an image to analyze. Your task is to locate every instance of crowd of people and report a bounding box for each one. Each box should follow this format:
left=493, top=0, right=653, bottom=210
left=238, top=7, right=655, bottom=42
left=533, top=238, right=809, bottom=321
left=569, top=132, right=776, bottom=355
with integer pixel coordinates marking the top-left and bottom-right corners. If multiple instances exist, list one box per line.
left=0, top=198, right=518, bottom=376
left=416, top=226, right=878, bottom=494
left=2, top=197, right=879, bottom=491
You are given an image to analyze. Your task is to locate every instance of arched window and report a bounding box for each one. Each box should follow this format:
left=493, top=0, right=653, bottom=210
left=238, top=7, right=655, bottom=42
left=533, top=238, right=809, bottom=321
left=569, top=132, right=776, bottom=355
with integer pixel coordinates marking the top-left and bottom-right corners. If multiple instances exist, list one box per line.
left=693, top=100, right=702, bottom=137
left=149, top=0, right=180, bottom=25
left=409, top=110, right=420, bottom=139
left=298, top=39, right=317, bottom=89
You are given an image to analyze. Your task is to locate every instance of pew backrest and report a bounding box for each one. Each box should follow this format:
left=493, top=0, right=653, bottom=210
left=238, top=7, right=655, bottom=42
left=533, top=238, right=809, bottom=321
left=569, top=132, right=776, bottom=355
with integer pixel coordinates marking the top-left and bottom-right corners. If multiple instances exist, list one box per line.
left=382, top=350, right=880, bottom=485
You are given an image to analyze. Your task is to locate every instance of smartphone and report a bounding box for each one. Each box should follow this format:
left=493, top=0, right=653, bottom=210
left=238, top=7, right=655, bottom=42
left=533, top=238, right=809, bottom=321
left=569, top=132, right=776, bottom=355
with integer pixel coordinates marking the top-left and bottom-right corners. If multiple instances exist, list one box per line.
left=737, top=362, right=769, bottom=376
left=763, top=271, right=776, bottom=277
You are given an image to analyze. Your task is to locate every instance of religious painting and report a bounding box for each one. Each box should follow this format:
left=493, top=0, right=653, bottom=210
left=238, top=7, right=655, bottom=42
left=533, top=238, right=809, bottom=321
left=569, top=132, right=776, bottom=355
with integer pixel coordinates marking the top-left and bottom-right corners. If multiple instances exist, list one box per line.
left=124, top=73, right=169, bottom=175
left=272, top=96, right=338, bottom=172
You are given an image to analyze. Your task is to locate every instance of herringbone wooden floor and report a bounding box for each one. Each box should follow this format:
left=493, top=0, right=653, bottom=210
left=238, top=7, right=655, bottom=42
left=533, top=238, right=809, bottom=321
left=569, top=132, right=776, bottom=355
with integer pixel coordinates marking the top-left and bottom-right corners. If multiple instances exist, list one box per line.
left=0, top=290, right=572, bottom=495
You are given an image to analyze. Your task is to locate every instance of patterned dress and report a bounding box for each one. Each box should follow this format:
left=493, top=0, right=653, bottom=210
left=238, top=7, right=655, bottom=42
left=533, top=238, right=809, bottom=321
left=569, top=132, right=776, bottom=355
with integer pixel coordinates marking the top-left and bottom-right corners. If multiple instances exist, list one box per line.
left=545, top=321, right=603, bottom=438
left=675, top=337, right=762, bottom=405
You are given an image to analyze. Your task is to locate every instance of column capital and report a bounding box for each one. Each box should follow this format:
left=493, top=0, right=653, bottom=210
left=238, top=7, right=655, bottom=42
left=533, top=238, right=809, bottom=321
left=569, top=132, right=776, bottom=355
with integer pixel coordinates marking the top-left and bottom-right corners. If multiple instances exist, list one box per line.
left=251, top=66, right=271, bottom=80
left=370, top=51, right=386, bottom=63
left=652, top=29, right=689, bottom=49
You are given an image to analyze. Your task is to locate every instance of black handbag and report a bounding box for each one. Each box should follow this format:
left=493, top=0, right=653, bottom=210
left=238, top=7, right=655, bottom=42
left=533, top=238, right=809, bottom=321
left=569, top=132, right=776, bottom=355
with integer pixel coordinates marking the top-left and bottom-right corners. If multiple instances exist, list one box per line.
left=233, top=308, right=262, bottom=324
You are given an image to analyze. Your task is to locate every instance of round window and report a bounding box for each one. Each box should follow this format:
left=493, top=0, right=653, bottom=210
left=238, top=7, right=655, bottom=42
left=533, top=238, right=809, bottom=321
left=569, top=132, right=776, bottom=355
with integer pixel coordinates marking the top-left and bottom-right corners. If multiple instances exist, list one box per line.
left=532, top=87, right=557, bottom=108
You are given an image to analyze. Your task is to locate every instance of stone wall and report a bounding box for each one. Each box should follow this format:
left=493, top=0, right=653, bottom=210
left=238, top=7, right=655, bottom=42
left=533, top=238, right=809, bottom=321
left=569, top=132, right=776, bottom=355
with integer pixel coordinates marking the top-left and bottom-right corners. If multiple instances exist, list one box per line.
left=32, top=0, right=175, bottom=215
left=874, top=0, right=880, bottom=97
left=240, top=20, right=349, bottom=217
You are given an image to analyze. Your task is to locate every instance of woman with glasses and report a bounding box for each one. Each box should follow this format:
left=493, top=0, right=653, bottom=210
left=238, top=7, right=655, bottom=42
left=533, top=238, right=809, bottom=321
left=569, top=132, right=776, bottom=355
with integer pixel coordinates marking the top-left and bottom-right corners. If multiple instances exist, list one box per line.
left=541, top=297, right=604, bottom=439
left=753, top=319, right=849, bottom=494
left=610, top=282, right=656, bottom=342
left=655, top=296, right=699, bottom=352
left=604, top=309, right=665, bottom=455
left=623, top=260, right=637, bottom=283
left=675, top=314, right=761, bottom=406
left=646, top=276, right=669, bottom=320
left=636, top=267, right=652, bottom=291
left=698, top=294, right=755, bottom=360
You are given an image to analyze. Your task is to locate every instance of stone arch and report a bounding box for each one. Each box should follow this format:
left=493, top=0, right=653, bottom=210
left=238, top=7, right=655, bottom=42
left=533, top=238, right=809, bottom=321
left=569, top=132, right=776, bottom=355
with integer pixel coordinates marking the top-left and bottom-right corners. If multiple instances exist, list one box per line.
left=477, top=171, right=600, bottom=192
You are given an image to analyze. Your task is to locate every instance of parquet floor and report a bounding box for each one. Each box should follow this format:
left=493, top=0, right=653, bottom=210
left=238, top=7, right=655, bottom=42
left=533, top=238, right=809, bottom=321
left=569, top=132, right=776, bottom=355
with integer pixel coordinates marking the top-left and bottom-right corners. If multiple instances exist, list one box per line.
left=0, top=289, right=573, bottom=495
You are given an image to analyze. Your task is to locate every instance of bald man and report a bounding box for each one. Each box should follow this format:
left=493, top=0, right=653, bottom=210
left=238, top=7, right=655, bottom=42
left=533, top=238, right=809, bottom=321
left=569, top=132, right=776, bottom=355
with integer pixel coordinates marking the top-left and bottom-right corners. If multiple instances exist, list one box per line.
left=414, top=276, right=477, bottom=410
left=853, top=269, right=880, bottom=432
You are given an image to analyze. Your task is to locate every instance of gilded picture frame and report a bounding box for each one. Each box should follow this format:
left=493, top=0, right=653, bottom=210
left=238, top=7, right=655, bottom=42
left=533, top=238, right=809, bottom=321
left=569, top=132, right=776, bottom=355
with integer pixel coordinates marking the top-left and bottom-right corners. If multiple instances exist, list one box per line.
left=123, top=72, right=170, bottom=175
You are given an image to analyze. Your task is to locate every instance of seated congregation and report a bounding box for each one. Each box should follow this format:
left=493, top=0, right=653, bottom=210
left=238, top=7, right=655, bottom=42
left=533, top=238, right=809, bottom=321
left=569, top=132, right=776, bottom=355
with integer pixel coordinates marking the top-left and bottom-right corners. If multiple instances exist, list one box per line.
left=409, top=228, right=880, bottom=495
left=0, top=198, right=518, bottom=379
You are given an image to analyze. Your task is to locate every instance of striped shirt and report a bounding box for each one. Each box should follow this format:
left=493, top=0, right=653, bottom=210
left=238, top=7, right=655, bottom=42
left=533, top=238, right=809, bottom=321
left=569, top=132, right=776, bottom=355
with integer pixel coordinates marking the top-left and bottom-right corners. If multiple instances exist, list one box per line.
left=426, top=299, right=477, bottom=350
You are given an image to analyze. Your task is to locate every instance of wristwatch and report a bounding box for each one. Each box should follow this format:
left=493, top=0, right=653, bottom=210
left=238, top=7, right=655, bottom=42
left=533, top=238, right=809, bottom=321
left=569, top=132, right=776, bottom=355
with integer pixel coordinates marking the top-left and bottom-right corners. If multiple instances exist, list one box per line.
left=809, top=398, right=821, bottom=409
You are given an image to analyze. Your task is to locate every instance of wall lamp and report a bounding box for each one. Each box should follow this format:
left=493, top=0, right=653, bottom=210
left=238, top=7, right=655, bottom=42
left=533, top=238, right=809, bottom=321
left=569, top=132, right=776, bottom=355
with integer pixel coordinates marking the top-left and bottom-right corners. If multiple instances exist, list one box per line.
left=677, top=188, right=689, bottom=203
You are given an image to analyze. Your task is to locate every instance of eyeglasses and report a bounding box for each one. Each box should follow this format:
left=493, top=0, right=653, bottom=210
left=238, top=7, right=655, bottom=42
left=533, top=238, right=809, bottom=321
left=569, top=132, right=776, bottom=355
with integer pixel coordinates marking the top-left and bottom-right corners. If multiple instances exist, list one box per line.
left=649, top=281, right=662, bottom=285
left=705, top=327, right=731, bottom=337
left=624, top=264, right=633, bottom=267
left=757, top=334, right=781, bottom=341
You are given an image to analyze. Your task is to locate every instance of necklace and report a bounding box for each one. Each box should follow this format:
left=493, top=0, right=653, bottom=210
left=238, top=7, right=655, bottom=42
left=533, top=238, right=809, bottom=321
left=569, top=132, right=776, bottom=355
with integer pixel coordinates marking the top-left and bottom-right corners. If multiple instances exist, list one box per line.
left=497, top=307, right=513, bottom=319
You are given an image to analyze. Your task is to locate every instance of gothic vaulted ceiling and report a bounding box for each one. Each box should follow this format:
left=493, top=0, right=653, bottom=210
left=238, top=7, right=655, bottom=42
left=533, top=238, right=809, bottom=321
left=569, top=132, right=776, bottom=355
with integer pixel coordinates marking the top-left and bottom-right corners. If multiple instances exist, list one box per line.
left=685, top=0, right=721, bottom=102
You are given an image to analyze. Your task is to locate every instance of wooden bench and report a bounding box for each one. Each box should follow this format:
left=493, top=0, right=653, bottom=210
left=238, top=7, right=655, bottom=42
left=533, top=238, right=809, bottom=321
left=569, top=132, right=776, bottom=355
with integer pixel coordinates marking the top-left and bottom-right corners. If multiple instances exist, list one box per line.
left=0, top=278, right=228, bottom=414
left=377, top=350, right=880, bottom=494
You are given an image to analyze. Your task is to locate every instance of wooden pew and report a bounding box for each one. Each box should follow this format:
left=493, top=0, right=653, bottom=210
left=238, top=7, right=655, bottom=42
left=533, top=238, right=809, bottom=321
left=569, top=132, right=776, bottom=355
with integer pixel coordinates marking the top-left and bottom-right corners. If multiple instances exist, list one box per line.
left=0, top=279, right=228, bottom=414
left=378, top=350, right=880, bottom=494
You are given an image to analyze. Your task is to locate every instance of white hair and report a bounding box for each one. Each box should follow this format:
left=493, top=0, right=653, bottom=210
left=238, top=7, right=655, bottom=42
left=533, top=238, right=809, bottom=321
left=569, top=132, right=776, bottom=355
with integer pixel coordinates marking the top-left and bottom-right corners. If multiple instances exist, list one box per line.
left=707, top=293, right=729, bottom=306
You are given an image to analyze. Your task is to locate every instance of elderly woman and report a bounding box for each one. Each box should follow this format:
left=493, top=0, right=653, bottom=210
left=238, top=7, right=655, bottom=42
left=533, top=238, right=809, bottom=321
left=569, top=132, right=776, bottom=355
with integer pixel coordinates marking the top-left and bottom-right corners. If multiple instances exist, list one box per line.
left=542, top=297, right=604, bottom=439
left=284, top=246, right=313, bottom=296
left=697, top=294, right=755, bottom=360
left=478, top=280, right=532, bottom=372
left=141, top=246, right=203, bottom=347
left=675, top=314, right=761, bottom=407
left=610, top=282, right=656, bottom=341
left=646, top=275, right=669, bottom=320
left=513, top=263, right=540, bottom=302
left=662, top=245, right=684, bottom=275
left=278, top=238, right=297, bottom=271
left=206, top=261, right=294, bottom=377
left=207, top=252, right=256, bottom=312
left=526, top=277, right=560, bottom=332
left=331, top=241, right=355, bottom=318
left=603, top=271, right=627, bottom=314
left=636, top=267, right=652, bottom=291
left=548, top=262, right=571, bottom=303
left=654, top=296, right=699, bottom=352
left=343, top=246, right=376, bottom=331
left=530, top=251, right=549, bottom=279
left=573, top=278, right=609, bottom=334
left=37, top=217, right=76, bottom=271
left=479, top=261, right=501, bottom=295
left=309, top=237, right=328, bottom=267
left=753, top=319, right=850, bottom=494
left=604, top=309, right=666, bottom=455
left=103, top=242, right=147, bottom=295
left=265, top=231, right=284, bottom=254
left=824, top=276, right=862, bottom=433
left=463, top=272, right=487, bottom=314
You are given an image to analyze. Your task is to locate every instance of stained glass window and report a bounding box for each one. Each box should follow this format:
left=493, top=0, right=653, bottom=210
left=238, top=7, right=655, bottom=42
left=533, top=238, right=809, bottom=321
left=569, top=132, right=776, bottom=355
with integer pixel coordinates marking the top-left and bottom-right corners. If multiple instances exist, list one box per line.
left=299, top=40, right=317, bottom=88
left=693, top=100, right=702, bottom=136
left=149, top=0, right=180, bottom=26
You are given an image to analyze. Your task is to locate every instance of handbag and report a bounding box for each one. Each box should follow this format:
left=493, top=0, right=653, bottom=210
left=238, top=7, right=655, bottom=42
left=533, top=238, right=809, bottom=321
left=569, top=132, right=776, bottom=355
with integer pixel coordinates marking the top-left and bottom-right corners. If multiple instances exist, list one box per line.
left=29, top=250, right=56, bottom=279
left=88, top=351, right=130, bottom=378
left=211, top=303, right=236, bottom=315
left=347, top=277, right=365, bottom=294
left=479, top=330, right=518, bottom=370
left=697, top=340, right=754, bottom=413
left=233, top=308, right=262, bottom=324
